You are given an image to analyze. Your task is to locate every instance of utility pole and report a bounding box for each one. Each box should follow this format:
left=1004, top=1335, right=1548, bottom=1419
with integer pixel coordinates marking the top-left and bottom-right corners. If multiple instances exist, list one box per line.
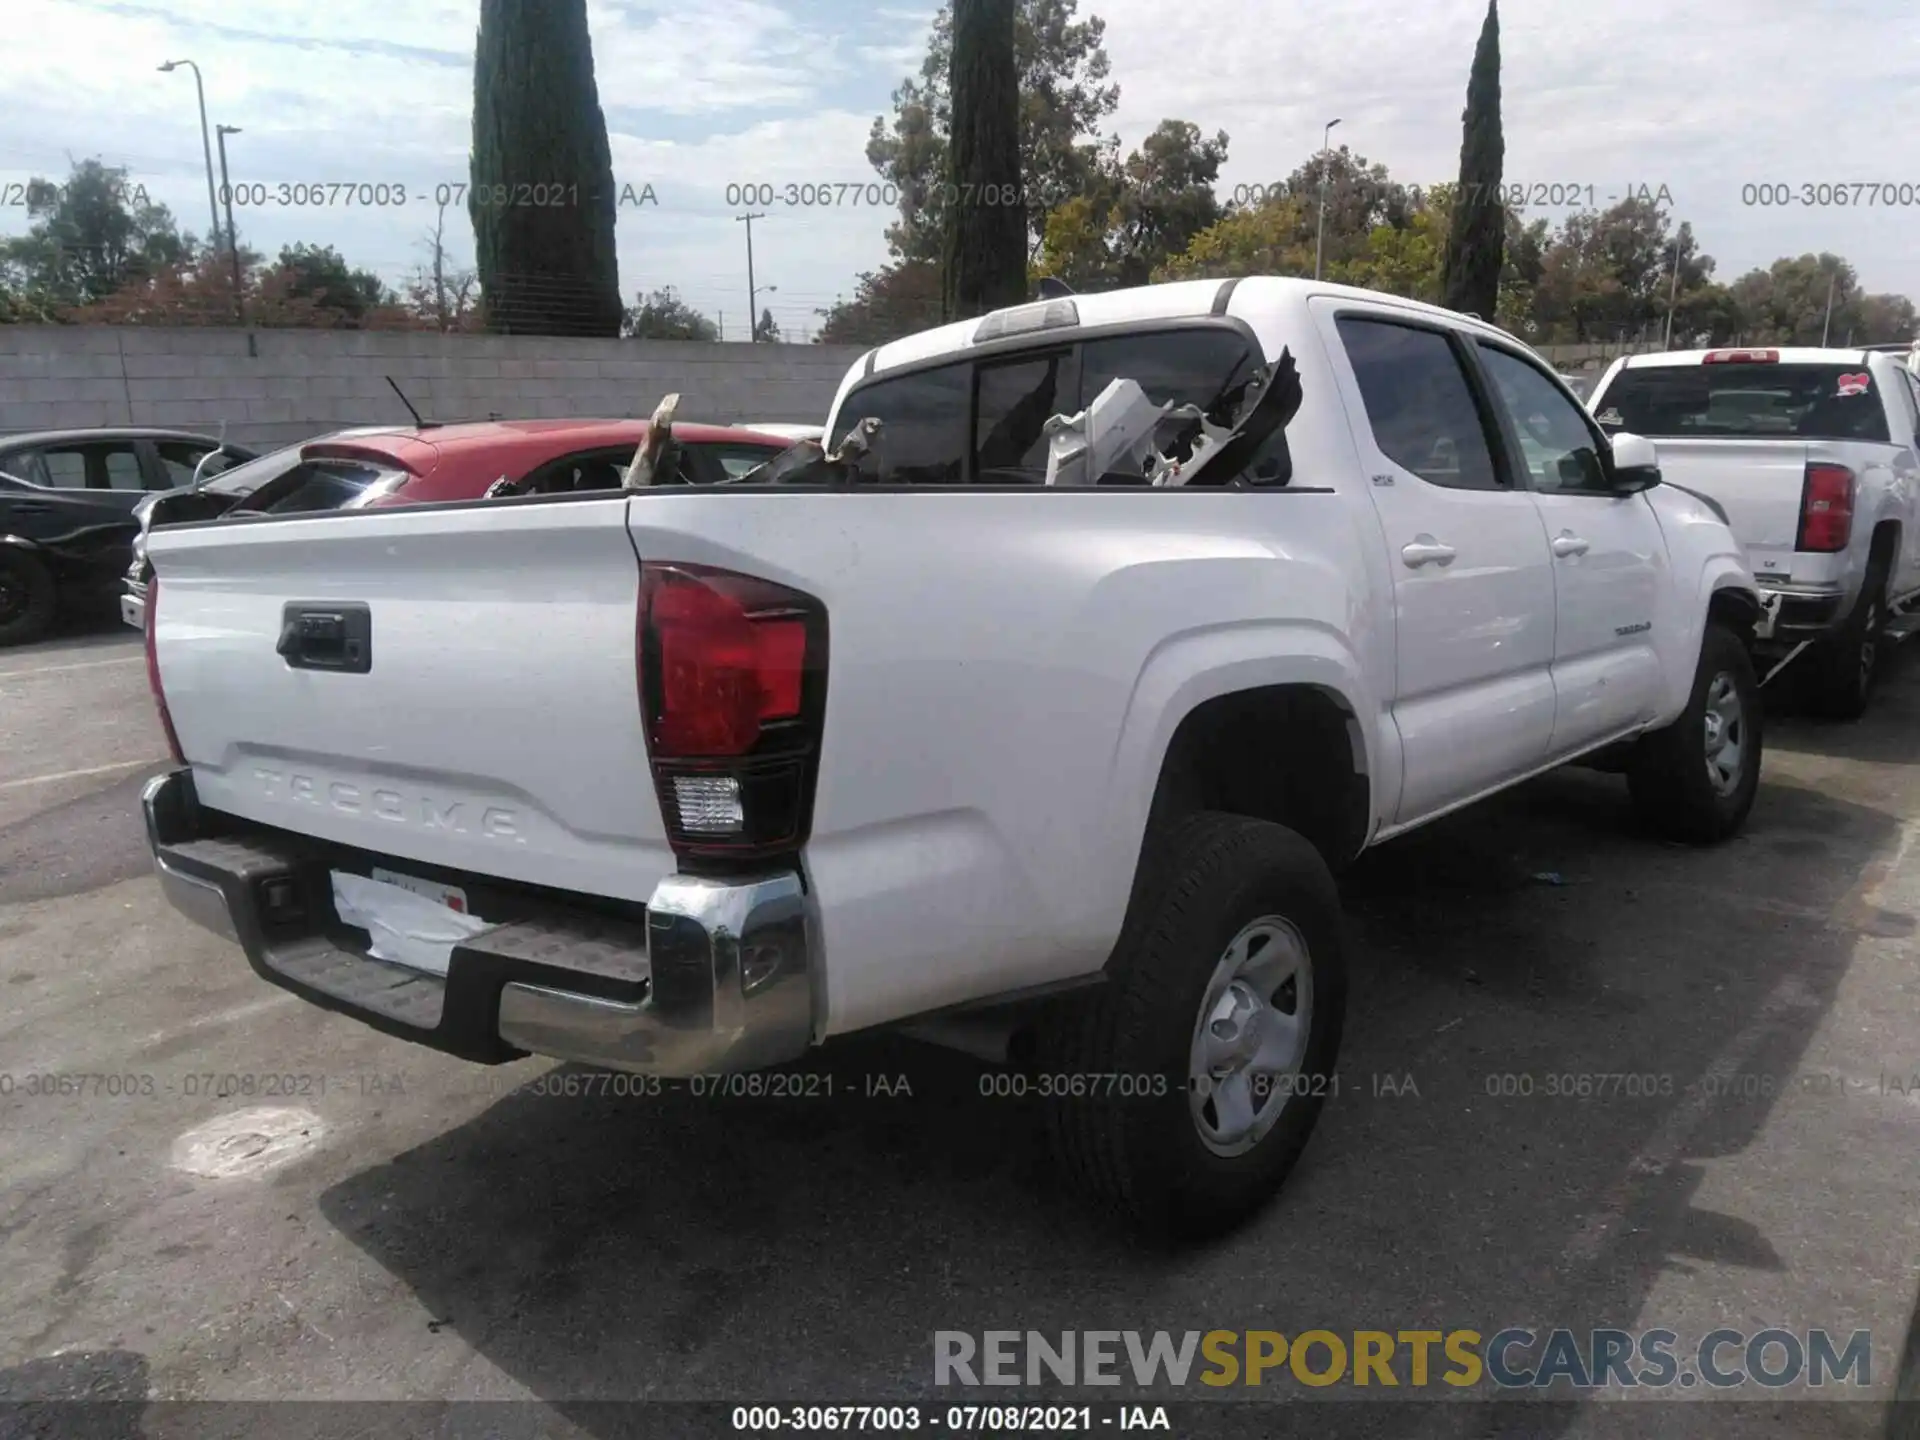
left=1821, top=269, right=1838, bottom=347
left=215, top=124, right=244, bottom=322
left=735, top=212, right=766, bottom=341
left=1314, top=118, right=1342, bottom=281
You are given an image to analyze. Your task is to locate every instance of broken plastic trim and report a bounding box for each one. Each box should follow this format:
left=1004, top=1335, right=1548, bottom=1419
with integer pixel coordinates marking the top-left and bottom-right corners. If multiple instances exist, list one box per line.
left=1043, top=347, right=1302, bottom=487
left=714, top=346, right=1304, bottom=490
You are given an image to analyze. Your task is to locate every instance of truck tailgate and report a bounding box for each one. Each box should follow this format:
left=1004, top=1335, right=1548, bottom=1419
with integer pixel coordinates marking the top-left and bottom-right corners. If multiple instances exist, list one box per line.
left=1646, top=439, right=1812, bottom=577
left=147, top=496, right=673, bottom=902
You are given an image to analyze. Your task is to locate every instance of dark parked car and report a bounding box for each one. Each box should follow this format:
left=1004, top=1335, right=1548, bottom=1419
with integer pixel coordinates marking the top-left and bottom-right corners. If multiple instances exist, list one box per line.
left=0, top=428, right=256, bottom=645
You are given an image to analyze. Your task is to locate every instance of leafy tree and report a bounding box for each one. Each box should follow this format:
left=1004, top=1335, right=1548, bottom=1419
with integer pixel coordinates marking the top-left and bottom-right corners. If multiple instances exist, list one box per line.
left=471, top=0, right=622, bottom=336
left=0, top=159, right=194, bottom=312
left=815, top=261, right=945, bottom=344
left=869, top=0, right=1118, bottom=266
left=1153, top=195, right=1314, bottom=281
left=1726, top=255, right=1917, bottom=346
left=1440, top=0, right=1504, bottom=319
left=624, top=286, right=718, bottom=341
left=262, top=244, right=391, bottom=322
left=945, top=0, right=1028, bottom=319
left=1527, top=198, right=1738, bottom=343
left=753, top=306, right=781, bottom=343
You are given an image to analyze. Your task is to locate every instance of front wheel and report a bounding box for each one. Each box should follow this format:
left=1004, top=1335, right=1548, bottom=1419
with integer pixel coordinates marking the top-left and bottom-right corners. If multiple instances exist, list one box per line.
left=1035, top=812, right=1347, bottom=1244
left=1627, top=622, right=1762, bottom=844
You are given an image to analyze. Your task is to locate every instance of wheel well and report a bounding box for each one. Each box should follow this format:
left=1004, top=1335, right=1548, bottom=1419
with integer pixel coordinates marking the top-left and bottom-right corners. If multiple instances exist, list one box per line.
left=1144, top=685, right=1370, bottom=872
left=1871, top=521, right=1900, bottom=581
left=1707, top=585, right=1760, bottom=646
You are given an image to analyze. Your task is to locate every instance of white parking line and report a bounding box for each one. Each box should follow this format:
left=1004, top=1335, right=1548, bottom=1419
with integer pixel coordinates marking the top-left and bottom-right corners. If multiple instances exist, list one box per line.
left=0, top=758, right=161, bottom=791
left=0, top=655, right=145, bottom=680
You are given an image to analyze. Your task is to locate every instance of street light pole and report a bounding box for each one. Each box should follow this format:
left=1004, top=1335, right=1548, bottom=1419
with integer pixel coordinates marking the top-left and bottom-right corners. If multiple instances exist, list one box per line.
left=1821, top=269, right=1838, bottom=347
left=735, top=212, right=766, bottom=341
left=1314, top=118, right=1342, bottom=281
left=215, top=125, right=244, bottom=321
left=159, top=60, right=223, bottom=257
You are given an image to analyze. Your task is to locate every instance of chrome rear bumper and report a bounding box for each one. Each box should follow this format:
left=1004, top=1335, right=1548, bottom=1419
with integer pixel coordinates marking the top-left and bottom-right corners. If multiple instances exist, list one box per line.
left=143, top=767, right=818, bottom=1075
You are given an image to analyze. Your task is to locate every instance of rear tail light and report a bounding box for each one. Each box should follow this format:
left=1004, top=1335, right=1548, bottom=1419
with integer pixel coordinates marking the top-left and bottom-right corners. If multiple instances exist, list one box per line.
left=1798, top=463, right=1856, bottom=553
left=1702, top=349, right=1779, bottom=364
left=637, top=562, right=828, bottom=864
left=144, top=577, right=185, bottom=764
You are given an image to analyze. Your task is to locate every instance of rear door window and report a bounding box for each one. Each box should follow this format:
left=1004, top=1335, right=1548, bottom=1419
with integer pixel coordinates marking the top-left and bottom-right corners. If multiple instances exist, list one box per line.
left=1593, top=363, right=1893, bottom=443
left=1335, top=316, right=1502, bottom=491
left=28, top=442, right=150, bottom=490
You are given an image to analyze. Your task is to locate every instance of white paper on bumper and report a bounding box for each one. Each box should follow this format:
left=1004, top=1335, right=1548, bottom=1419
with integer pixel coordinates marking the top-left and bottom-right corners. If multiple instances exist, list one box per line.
left=329, top=871, right=491, bottom=976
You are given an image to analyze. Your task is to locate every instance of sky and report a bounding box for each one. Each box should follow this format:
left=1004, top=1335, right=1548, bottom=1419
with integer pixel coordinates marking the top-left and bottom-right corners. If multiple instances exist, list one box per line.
left=2, top=0, right=1916, bottom=339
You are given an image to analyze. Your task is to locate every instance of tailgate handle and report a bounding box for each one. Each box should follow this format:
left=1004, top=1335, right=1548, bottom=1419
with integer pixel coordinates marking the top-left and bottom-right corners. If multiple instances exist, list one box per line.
left=277, top=603, right=372, bottom=673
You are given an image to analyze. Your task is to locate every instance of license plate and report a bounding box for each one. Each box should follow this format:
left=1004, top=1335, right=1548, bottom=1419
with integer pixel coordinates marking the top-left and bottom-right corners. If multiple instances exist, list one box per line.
left=370, top=866, right=469, bottom=914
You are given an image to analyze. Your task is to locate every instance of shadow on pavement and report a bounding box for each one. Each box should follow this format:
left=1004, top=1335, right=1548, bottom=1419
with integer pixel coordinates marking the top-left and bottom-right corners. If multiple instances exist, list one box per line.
left=314, top=666, right=1918, bottom=1440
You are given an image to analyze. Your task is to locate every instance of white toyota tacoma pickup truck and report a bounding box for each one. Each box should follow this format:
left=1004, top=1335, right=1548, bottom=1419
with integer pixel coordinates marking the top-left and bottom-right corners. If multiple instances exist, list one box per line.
left=142, top=277, right=1764, bottom=1241
left=1588, top=347, right=1920, bottom=716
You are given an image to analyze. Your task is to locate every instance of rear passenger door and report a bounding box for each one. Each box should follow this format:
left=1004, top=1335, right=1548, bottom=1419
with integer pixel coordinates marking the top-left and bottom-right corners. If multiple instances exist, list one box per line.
left=1471, top=341, right=1669, bottom=756
left=20, top=441, right=152, bottom=493
left=1317, top=305, right=1558, bottom=824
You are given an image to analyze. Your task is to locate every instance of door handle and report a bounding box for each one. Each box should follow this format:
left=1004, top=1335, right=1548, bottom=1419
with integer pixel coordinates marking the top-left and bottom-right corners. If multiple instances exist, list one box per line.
left=276, top=602, right=372, bottom=673
left=1551, top=532, right=1590, bottom=558
left=1401, top=536, right=1457, bottom=569
left=9, top=502, right=49, bottom=514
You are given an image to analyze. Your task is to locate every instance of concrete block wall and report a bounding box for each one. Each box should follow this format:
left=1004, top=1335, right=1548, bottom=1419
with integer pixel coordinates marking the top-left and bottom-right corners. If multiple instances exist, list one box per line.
left=0, top=327, right=868, bottom=450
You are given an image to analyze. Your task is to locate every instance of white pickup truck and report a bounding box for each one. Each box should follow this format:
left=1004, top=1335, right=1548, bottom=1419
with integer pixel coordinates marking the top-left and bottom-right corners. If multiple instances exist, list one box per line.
left=1588, top=347, right=1920, bottom=716
left=142, top=277, right=1764, bottom=1241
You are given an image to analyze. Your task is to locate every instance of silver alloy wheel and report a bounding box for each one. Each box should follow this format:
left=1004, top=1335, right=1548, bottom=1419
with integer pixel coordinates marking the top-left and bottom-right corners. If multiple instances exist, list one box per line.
left=1702, top=671, right=1746, bottom=796
left=1187, top=915, right=1313, bottom=1157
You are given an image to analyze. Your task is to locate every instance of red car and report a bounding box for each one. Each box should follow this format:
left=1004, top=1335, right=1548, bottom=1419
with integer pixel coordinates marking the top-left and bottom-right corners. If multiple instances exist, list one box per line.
left=338, top=418, right=798, bottom=506
left=122, top=420, right=796, bottom=628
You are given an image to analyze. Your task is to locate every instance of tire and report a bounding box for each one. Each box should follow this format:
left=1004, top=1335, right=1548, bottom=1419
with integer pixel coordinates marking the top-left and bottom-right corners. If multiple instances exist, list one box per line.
left=0, top=549, right=57, bottom=647
left=1627, top=622, right=1762, bottom=844
left=1035, top=811, right=1348, bottom=1244
left=1807, top=561, right=1889, bottom=720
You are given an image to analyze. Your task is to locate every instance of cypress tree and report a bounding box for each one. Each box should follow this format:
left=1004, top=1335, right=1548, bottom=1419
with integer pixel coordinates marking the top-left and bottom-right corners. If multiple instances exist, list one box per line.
left=943, top=0, right=1027, bottom=321
left=471, top=0, right=623, bottom=336
left=1441, top=0, right=1504, bottom=321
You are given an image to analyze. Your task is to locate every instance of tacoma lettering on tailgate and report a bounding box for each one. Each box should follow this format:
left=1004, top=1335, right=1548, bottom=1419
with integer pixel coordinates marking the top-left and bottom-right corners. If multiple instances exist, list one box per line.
left=251, top=768, right=526, bottom=842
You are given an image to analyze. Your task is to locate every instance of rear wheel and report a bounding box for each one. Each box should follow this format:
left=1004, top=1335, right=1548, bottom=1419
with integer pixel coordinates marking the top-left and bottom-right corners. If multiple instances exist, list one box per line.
left=0, top=549, right=56, bottom=647
left=1627, top=622, right=1761, bottom=843
left=1036, top=811, right=1347, bottom=1244
left=1808, top=563, right=1889, bottom=720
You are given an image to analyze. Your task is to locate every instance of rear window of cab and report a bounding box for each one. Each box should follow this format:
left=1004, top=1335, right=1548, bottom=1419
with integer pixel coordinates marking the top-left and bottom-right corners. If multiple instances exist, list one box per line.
left=1593, top=362, right=1891, bottom=444
left=828, top=326, right=1282, bottom=487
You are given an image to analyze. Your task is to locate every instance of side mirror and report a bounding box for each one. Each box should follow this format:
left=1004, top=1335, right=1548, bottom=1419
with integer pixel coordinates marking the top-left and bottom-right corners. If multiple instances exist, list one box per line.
left=1608, top=431, right=1662, bottom=493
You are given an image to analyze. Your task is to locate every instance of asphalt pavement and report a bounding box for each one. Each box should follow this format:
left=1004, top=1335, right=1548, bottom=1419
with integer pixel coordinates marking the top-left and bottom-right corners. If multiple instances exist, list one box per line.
left=2, top=610, right=1918, bottom=1440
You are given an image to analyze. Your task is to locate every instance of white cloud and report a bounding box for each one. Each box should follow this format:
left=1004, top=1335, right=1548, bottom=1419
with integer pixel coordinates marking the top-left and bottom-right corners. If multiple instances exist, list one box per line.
left=1095, top=0, right=1920, bottom=297
left=2, top=0, right=1914, bottom=334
